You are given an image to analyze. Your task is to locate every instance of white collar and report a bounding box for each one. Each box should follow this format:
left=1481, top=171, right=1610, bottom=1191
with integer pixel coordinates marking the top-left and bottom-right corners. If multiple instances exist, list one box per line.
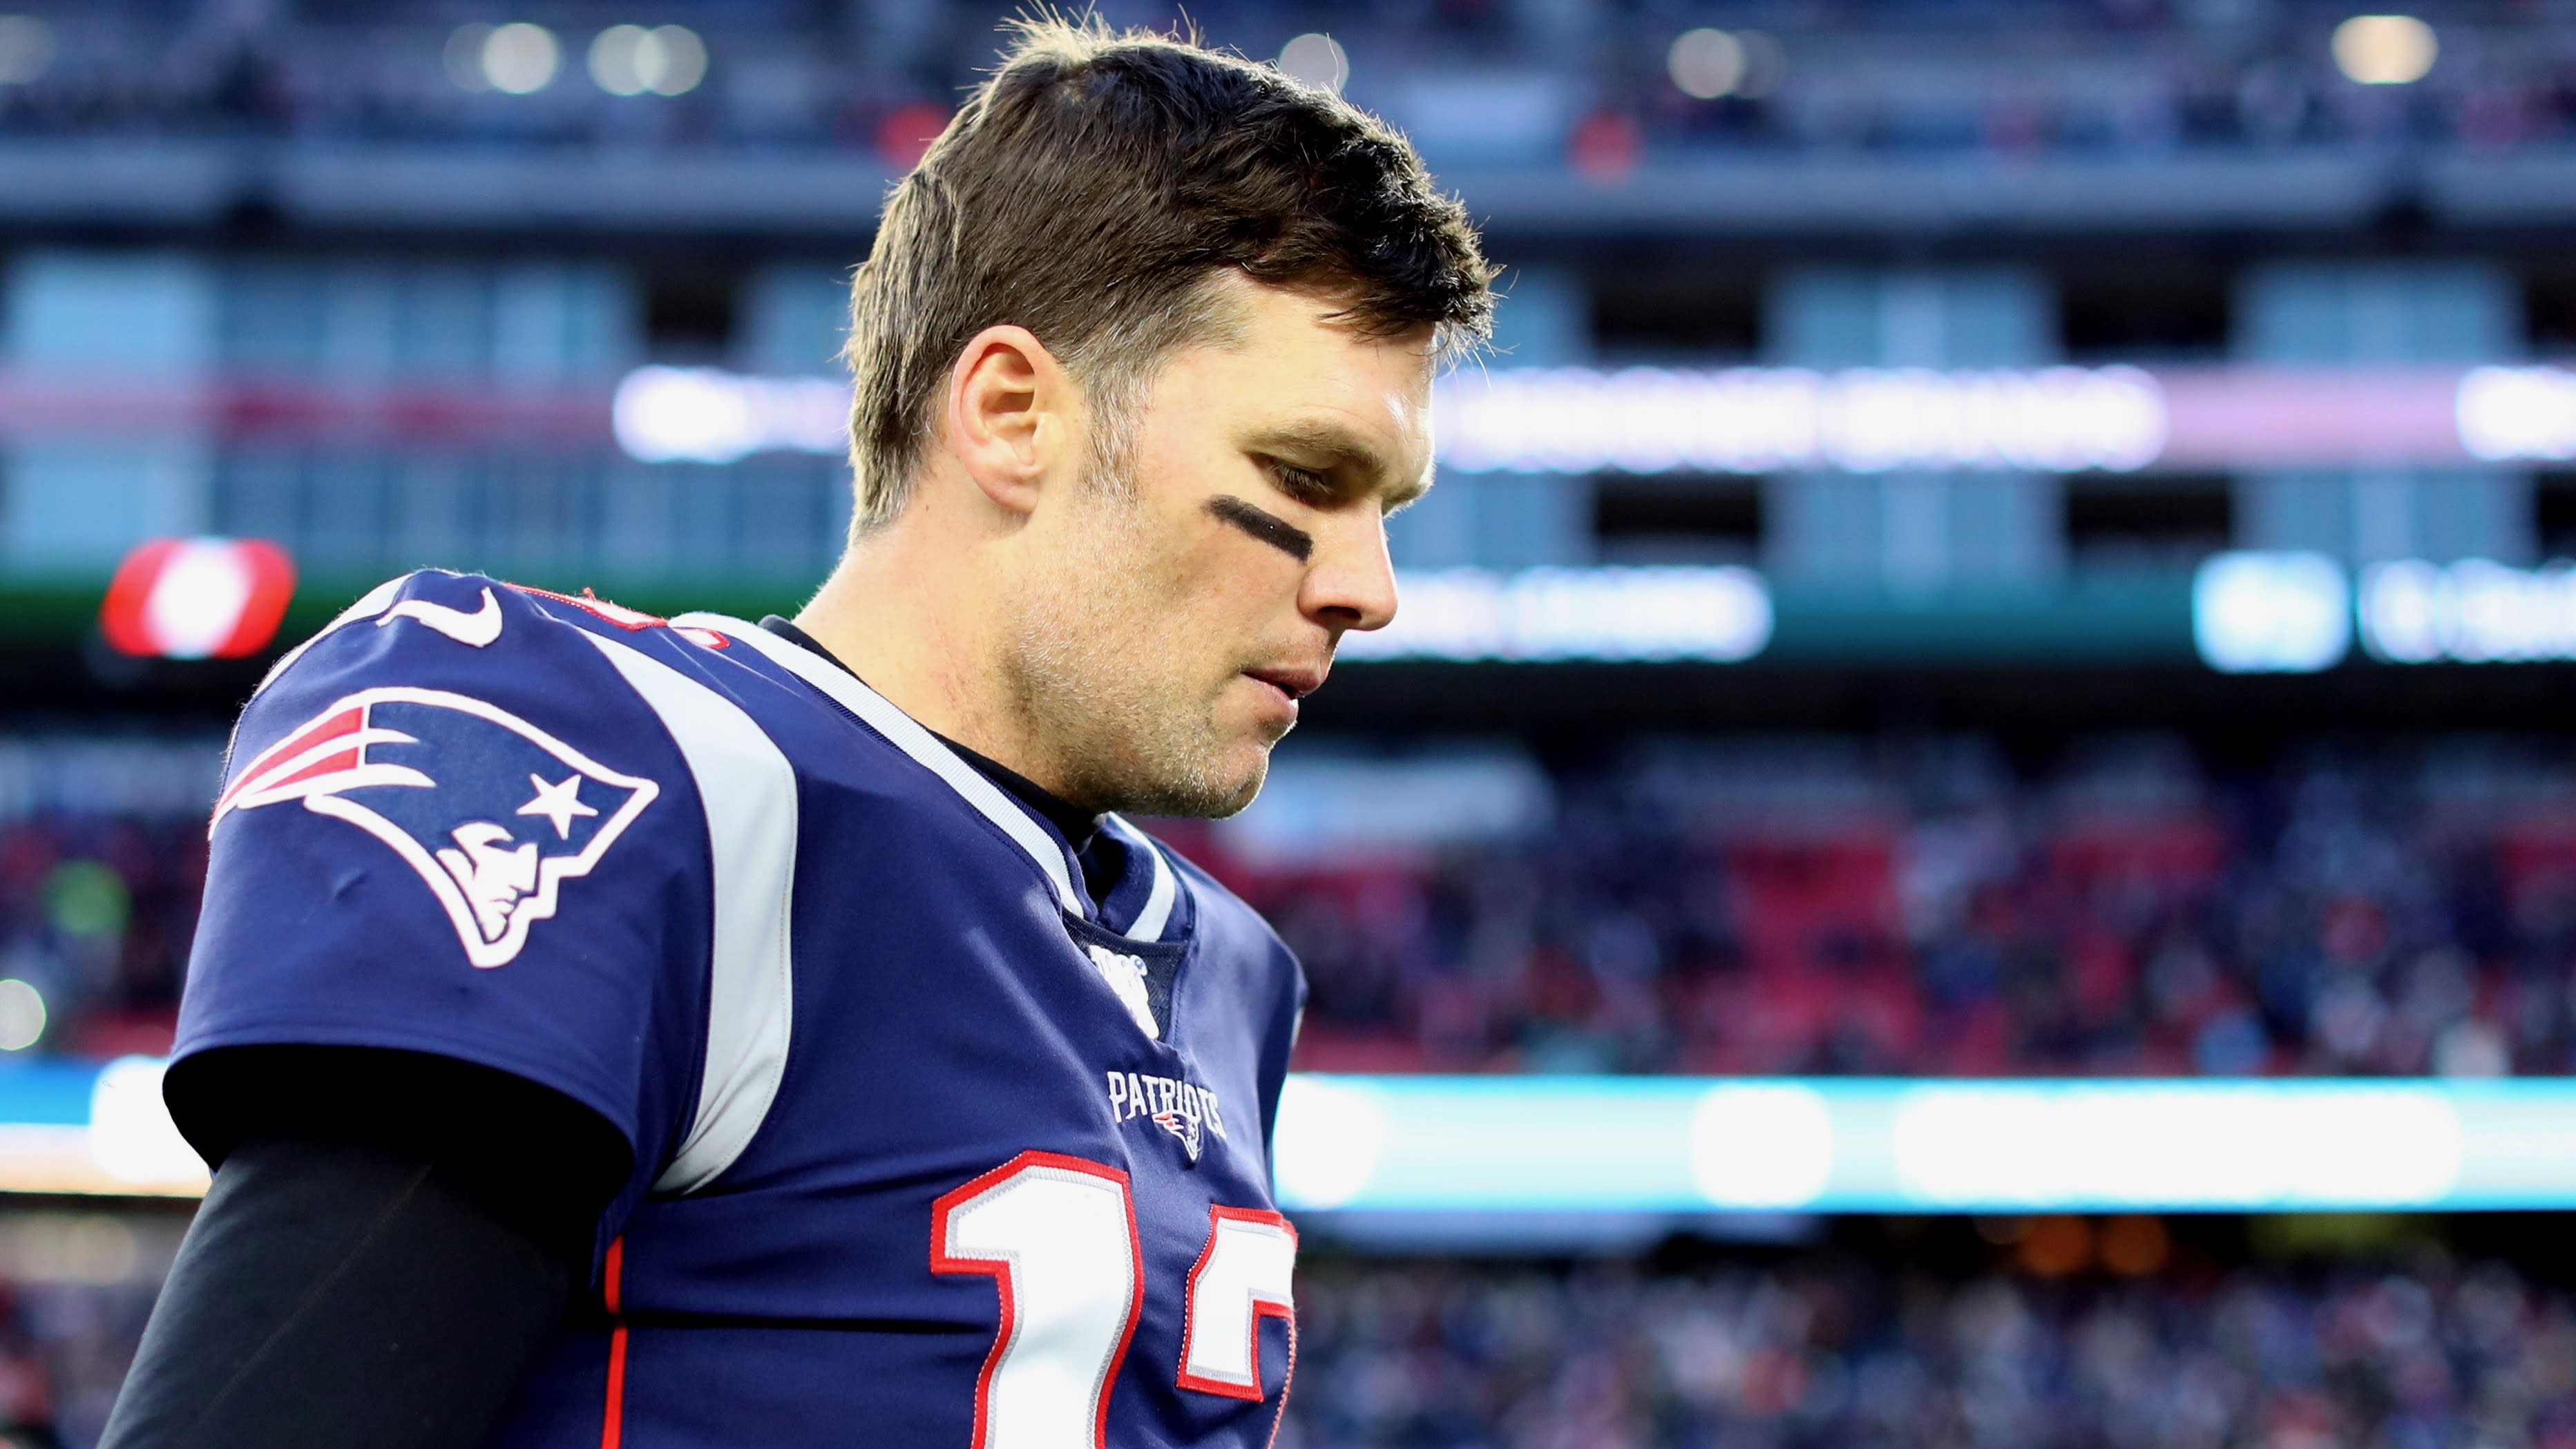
left=1103, top=813, right=1179, bottom=943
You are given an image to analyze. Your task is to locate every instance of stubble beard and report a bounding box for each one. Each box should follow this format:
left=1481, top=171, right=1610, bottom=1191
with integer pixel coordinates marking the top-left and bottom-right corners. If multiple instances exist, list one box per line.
left=998, top=456, right=1275, bottom=820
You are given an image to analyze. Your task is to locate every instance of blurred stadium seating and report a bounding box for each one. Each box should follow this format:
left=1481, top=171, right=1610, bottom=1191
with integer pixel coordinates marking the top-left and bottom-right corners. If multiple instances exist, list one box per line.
left=17, top=730, right=2576, bottom=1086
left=0, top=742, right=216, bottom=1066
left=1224, top=734, right=2576, bottom=1079
left=1, top=1, right=2572, bottom=169
left=1285, top=1225, right=2576, bottom=1449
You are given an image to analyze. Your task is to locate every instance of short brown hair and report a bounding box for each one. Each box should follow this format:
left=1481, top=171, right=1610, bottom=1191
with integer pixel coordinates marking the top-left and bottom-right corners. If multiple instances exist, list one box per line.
left=842, top=17, right=1496, bottom=532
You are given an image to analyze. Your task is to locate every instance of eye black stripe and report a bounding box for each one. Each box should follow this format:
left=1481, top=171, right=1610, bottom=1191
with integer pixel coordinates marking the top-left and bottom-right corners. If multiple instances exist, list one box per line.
left=1205, top=495, right=1314, bottom=563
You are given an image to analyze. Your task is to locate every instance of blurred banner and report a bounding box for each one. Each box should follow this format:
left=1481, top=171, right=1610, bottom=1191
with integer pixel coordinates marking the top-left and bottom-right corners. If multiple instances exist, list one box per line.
left=12, top=364, right=2576, bottom=475
left=22, top=1060, right=2576, bottom=1213
left=598, top=363, right=2576, bottom=474
left=1276, top=1075, right=2574, bottom=1215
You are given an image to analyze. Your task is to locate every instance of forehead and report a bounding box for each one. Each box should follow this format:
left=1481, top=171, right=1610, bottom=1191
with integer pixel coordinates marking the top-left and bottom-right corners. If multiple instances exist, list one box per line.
left=1149, top=278, right=1436, bottom=484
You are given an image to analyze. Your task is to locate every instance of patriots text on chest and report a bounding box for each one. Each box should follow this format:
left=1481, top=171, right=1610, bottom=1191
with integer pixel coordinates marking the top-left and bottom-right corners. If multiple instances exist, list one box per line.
left=1106, top=1072, right=1228, bottom=1139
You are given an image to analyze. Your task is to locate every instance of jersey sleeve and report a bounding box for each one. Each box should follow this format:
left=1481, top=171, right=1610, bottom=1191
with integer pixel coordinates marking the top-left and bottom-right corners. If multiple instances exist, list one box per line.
left=175, top=571, right=715, bottom=1171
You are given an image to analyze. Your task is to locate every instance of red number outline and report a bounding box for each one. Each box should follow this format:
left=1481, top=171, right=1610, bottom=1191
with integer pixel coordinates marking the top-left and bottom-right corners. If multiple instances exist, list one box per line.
left=1175, top=1205, right=1299, bottom=1405
left=931, top=1151, right=1145, bottom=1449
left=599, top=1236, right=629, bottom=1449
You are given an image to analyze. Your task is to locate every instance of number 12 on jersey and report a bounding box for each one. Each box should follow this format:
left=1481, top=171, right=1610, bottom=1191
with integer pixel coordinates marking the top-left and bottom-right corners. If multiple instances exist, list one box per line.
left=932, top=1152, right=1298, bottom=1449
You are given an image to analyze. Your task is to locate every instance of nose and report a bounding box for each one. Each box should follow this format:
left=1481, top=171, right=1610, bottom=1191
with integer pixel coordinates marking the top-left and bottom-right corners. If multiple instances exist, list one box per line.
left=1300, top=512, right=1400, bottom=637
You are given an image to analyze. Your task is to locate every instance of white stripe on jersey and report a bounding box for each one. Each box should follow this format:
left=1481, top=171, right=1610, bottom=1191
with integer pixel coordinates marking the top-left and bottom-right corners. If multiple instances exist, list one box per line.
left=674, top=614, right=1085, bottom=915
left=1103, top=814, right=1179, bottom=943
left=584, top=632, right=800, bottom=1196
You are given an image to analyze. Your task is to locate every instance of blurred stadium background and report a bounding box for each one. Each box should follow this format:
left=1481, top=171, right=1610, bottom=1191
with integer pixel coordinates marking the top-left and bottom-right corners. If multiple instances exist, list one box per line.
left=7, top=0, right=2576, bottom=1445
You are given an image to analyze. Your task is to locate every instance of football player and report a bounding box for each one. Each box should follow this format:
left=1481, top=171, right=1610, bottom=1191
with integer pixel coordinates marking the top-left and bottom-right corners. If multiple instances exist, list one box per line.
left=97, top=19, right=1492, bottom=1449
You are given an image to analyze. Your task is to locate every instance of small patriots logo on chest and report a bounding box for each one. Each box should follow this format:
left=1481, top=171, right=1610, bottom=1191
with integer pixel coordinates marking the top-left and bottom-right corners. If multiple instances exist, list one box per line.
left=1105, top=1070, right=1225, bottom=1164
left=1152, top=1106, right=1202, bottom=1160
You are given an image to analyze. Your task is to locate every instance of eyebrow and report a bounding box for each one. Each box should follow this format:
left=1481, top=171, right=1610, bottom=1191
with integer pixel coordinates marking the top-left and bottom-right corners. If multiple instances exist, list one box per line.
left=1244, top=421, right=1427, bottom=510
left=1205, top=495, right=1314, bottom=563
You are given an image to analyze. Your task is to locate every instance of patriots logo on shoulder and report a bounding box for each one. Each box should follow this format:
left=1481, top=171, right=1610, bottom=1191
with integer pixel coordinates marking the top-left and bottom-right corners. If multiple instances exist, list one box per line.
left=212, top=687, right=659, bottom=968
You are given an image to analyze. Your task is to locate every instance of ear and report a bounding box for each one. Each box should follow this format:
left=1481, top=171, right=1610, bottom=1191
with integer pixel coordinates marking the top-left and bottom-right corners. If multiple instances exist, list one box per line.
left=941, top=325, right=1078, bottom=517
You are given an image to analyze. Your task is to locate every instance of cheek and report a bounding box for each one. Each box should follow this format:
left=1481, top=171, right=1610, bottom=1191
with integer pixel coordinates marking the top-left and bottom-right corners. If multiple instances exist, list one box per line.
left=1180, top=570, right=1281, bottom=663
left=1083, top=534, right=1225, bottom=683
left=1133, top=512, right=1276, bottom=633
left=1084, top=484, right=1290, bottom=681
left=1129, top=586, right=1266, bottom=713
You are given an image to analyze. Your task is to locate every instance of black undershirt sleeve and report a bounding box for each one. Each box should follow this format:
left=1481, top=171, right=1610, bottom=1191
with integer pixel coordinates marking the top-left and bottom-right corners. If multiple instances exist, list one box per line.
left=99, top=1046, right=630, bottom=1449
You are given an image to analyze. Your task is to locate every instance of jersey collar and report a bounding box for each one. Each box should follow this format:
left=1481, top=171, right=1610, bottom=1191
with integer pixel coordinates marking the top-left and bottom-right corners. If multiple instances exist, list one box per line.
left=677, top=613, right=1083, bottom=913
left=1098, top=813, right=1182, bottom=942
left=675, top=613, right=1183, bottom=942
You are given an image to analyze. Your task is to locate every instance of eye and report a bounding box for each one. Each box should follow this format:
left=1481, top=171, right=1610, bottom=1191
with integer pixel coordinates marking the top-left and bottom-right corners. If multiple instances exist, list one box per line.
left=1262, top=457, right=1332, bottom=504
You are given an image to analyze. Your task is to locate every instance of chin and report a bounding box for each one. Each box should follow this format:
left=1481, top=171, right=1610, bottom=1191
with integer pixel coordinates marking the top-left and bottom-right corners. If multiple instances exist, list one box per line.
left=1199, top=764, right=1268, bottom=820
left=1114, top=743, right=1270, bottom=821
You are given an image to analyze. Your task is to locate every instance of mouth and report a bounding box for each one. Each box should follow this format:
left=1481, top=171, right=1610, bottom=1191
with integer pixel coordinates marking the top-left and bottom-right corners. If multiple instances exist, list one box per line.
left=1244, top=664, right=1326, bottom=712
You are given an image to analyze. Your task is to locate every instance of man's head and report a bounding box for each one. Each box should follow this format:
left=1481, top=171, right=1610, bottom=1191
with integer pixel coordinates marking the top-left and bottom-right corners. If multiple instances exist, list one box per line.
left=847, top=18, right=1492, bottom=530
left=837, top=19, right=1494, bottom=818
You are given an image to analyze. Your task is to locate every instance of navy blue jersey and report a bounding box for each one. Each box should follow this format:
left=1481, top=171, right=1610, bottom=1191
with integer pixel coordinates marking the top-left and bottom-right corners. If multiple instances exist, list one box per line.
left=177, top=570, right=1308, bottom=1449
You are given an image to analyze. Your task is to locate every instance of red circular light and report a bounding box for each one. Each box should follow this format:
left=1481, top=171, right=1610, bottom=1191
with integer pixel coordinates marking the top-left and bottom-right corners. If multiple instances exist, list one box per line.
left=99, top=538, right=298, bottom=660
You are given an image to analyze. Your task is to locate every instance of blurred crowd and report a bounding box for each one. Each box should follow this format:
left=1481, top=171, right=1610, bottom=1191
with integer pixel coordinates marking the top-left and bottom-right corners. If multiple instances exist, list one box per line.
left=3, top=1211, right=2575, bottom=1449
left=1284, top=1240, right=2576, bottom=1449
left=0, top=741, right=216, bottom=1064
left=1210, top=736, right=2576, bottom=1078
left=0, top=1211, right=189, bottom=1449
left=0, top=819, right=199, bottom=1062
left=12, top=730, right=2576, bottom=1082
left=0, top=1277, right=158, bottom=1449
left=2, top=1, right=2573, bottom=166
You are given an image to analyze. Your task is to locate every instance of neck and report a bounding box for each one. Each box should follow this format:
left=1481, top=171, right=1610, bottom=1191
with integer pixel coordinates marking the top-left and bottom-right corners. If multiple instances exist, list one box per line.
left=794, top=480, right=1071, bottom=802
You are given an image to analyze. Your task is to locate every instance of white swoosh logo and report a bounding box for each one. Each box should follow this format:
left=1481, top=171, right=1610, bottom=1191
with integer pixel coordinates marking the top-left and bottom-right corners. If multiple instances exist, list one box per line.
left=379, top=588, right=504, bottom=648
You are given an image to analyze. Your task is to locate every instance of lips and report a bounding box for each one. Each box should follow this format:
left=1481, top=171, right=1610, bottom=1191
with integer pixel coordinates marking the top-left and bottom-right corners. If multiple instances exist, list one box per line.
left=1246, top=664, right=1326, bottom=702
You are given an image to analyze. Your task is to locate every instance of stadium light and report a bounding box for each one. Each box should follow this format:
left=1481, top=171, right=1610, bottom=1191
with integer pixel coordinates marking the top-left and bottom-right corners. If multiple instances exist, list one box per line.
left=609, top=361, right=2576, bottom=477
left=1278, top=33, right=1348, bottom=94
left=2360, top=558, right=2576, bottom=664
left=0, top=981, right=44, bottom=1053
left=1689, top=1084, right=1835, bottom=1208
left=1335, top=566, right=1775, bottom=663
left=1667, top=28, right=1746, bottom=101
left=481, top=22, right=561, bottom=95
left=1731, top=30, right=1785, bottom=99
left=99, top=538, right=297, bottom=661
left=12, top=1062, right=2576, bottom=1208
left=1889, top=1082, right=2462, bottom=1209
left=443, top=24, right=491, bottom=91
left=1263, top=1076, right=2520, bottom=1213
left=589, top=25, right=705, bottom=96
left=639, top=26, right=706, bottom=95
left=589, top=25, right=652, bottom=95
left=2332, top=15, right=2437, bottom=85
left=2192, top=551, right=2351, bottom=673
left=613, top=365, right=848, bottom=463
left=87, top=1059, right=205, bottom=1193
left=2456, top=366, right=2576, bottom=461
left=0, top=14, right=53, bottom=86
left=1271, top=1077, right=1391, bottom=1210
left=1432, top=365, right=2167, bottom=476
